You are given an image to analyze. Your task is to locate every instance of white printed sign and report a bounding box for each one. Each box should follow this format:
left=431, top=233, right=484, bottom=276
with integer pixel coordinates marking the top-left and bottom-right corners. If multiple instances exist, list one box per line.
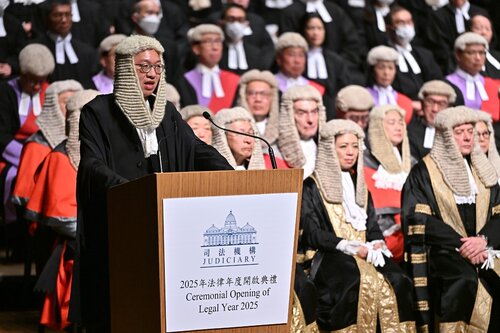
left=163, top=193, right=298, bottom=332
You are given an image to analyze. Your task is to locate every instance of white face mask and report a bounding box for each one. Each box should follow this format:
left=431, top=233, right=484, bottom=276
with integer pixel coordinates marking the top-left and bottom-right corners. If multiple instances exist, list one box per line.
left=395, top=25, right=415, bottom=44
left=225, top=22, right=246, bottom=42
left=138, top=14, right=161, bottom=36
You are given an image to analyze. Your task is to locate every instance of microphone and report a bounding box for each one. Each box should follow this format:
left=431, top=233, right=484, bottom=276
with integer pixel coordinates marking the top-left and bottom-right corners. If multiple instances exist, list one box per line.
left=203, top=111, right=277, bottom=169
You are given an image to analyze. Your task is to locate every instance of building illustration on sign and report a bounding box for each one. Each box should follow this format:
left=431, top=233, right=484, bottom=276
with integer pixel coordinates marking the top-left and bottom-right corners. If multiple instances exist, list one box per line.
left=203, top=211, right=257, bottom=247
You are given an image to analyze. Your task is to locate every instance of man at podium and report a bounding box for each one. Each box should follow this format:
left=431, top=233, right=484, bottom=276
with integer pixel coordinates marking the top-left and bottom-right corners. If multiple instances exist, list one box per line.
left=70, top=35, right=232, bottom=333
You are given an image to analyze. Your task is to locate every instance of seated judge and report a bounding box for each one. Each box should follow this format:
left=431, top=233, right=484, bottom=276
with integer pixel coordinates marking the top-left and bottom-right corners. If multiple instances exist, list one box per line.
left=335, top=85, right=375, bottom=132
left=178, top=24, right=240, bottom=113
left=366, top=45, right=413, bottom=124
left=402, top=106, right=500, bottom=332
left=299, top=119, right=416, bottom=332
left=407, top=80, right=456, bottom=160
left=92, top=34, right=127, bottom=94
left=236, top=69, right=279, bottom=148
left=446, top=32, right=500, bottom=121
left=470, top=14, right=500, bottom=80
left=211, top=107, right=265, bottom=170
left=70, top=35, right=232, bottom=333
left=30, top=0, right=98, bottom=88
left=179, top=104, right=213, bottom=145
left=476, top=110, right=500, bottom=181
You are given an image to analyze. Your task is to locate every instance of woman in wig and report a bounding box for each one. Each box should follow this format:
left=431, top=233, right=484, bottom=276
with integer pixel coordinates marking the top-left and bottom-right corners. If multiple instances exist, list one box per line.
left=299, top=119, right=415, bottom=332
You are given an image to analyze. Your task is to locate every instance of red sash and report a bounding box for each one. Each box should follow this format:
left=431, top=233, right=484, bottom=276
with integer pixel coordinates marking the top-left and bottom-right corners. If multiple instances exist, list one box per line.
left=482, top=77, right=500, bottom=121
left=364, top=166, right=404, bottom=262
left=396, top=92, right=414, bottom=124
left=40, top=240, right=73, bottom=330
left=308, top=80, right=326, bottom=96
left=208, top=70, right=240, bottom=113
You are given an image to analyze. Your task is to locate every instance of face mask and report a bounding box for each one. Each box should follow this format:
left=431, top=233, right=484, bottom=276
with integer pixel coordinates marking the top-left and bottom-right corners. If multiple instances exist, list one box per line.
left=377, top=0, right=394, bottom=5
left=225, top=22, right=246, bottom=42
left=395, top=25, right=415, bottom=44
left=0, top=0, right=9, bottom=16
left=138, top=14, right=161, bottom=36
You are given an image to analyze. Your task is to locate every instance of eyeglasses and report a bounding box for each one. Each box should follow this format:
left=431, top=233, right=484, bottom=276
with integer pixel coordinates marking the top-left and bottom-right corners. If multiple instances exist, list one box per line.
left=246, top=90, right=272, bottom=99
left=224, top=16, right=247, bottom=23
left=135, top=63, right=165, bottom=74
left=477, top=131, right=490, bottom=139
left=346, top=114, right=369, bottom=123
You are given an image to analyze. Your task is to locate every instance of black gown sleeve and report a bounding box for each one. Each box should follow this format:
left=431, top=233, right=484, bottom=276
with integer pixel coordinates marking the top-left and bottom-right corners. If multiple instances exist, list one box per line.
left=479, top=183, right=500, bottom=249
left=300, top=178, right=344, bottom=252
left=365, top=193, right=384, bottom=242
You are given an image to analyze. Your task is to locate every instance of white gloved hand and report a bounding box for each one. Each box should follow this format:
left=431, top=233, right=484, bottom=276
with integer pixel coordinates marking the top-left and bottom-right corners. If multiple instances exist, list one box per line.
left=336, top=239, right=363, bottom=256
left=365, top=240, right=392, bottom=267
left=481, top=248, right=500, bottom=270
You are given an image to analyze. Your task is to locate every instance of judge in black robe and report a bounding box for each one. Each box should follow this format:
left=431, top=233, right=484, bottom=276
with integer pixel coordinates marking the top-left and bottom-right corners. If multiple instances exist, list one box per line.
left=426, top=2, right=488, bottom=74
left=300, top=119, right=415, bottom=332
left=279, top=1, right=364, bottom=67
left=0, top=12, right=27, bottom=80
left=68, top=35, right=232, bottom=333
left=402, top=107, right=500, bottom=332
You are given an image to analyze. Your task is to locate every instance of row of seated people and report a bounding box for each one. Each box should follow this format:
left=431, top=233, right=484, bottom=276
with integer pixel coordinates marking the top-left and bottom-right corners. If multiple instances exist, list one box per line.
left=1, top=30, right=499, bottom=330
left=7, top=75, right=500, bottom=330
left=2, top=0, right=500, bottom=120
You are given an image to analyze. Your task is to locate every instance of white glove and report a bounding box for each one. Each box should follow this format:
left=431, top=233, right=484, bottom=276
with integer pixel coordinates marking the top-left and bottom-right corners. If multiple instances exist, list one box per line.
left=481, top=248, right=500, bottom=270
left=336, top=239, right=363, bottom=256
left=365, top=240, right=393, bottom=267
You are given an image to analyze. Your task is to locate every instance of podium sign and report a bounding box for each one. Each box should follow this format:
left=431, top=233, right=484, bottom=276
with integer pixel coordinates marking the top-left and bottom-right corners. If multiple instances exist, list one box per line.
left=163, top=193, right=298, bottom=332
left=107, top=169, right=303, bottom=333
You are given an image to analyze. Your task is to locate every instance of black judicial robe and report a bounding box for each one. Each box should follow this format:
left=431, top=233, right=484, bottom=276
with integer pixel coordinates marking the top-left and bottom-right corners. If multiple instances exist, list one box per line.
left=483, top=49, right=500, bottom=80
left=402, top=156, right=500, bottom=332
left=279, top=1, right=364, bottom=67
left=407, top=114, right=430, bottom=160
left=0, top=13, right=27, bottom=79
left=69, top=95, right=232, bottom=330
left=300, top=177, right=415, bottom=331
left=29, top=34, right=98, bottom=89
left=220, top=41, right=272, bottom=76
left=392, top=45, right=443, bottom=100
left=426, top=3, right=488, bottom=74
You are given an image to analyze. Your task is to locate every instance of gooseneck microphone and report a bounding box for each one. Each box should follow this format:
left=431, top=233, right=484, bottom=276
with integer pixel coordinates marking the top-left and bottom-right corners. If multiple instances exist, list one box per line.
left=203, top=111, right=277, bottom=169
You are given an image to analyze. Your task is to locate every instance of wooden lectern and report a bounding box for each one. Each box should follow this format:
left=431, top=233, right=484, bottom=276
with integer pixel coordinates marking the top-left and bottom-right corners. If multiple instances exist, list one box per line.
left=107, top=169, right=303, bottom=333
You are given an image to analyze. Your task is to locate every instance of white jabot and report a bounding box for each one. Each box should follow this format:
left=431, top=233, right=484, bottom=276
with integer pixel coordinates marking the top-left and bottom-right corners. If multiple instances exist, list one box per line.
left=454, top=158, right=478, bottom=204
left=136, top=101, right=159, bottom=158
left=255, top=119, right=267, bottom=136
left=423, top=126, right=435, bottom=149
left=304, top=0, right=332, bottom=23
left=486, top=51, right=500, bottom=70
left=371, top=147, right=408, bottom=191
left=300, top=139, right=317, bottom=179
left=454, top=1, right=470, bottom=34
left=456, top=69, right=489, bottom=101
left=197, top=64, right=224, bottom=98
left=375, top=6, right=389, bottom=32
left=375, top=85, right=397, bottom=105
left=265, top=0, right=293, bottom=8
left=395, top=44, right=421, bottom=74
left=0, top=17, right=6, bottom=37
left=54, top=34, right=79, bottom=64
left=227, top=42, right=248, bottom=70
left=19, top=92, right=41, bottom=117
left=341, top=171, right=368, bottom=231
left=348, top=0, right=365, bottom=7
left=307, top=47, right=328, bottom=79
left=235, top=165, right=247, bottom=170
left=281, top=72, right=309, bottom=91
left=71, top=0, right=80, bottom=22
